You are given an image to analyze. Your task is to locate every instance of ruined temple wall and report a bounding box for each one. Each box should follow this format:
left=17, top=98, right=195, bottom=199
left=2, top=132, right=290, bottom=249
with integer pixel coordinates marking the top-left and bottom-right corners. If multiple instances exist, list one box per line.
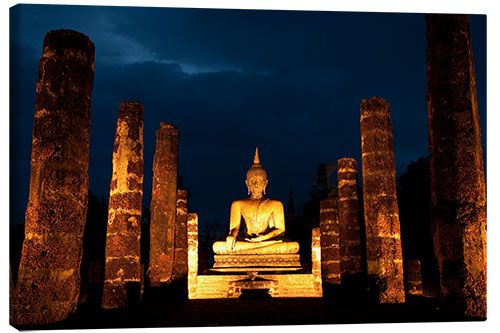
left=15, top=29, right=94, bottom=325
left=102, top=101, right=144, bottom=309
left=426, top=14, right=486, bottom=317
left=360, top=97, right=405, bottom=303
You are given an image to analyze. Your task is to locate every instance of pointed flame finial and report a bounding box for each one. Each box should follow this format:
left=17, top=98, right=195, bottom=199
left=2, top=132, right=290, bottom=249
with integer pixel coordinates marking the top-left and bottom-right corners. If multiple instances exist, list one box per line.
left=246, top=147, right=267, bottom=180
left=254, top=147, right=260, bottom=164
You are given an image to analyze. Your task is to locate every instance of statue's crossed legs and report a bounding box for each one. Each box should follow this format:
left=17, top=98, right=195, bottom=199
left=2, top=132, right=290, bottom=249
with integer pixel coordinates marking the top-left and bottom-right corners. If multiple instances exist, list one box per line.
left=213, top=240, right=299, bottom=255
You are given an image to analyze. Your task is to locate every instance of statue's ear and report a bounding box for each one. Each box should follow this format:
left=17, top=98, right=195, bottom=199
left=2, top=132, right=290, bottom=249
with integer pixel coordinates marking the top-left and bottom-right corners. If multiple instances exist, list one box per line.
left=245, top=179, right=250, bottom=195
left=263, top=179, right=268, bottom=195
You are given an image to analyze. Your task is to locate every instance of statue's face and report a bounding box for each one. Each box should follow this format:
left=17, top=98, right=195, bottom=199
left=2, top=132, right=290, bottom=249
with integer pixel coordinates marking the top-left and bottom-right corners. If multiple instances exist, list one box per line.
left=245, top=174, right=268, bottom=197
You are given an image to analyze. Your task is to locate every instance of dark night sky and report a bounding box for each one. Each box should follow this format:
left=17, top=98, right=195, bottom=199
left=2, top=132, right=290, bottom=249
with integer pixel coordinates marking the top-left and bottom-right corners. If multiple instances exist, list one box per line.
left=9, top=4, right=486, bottom=235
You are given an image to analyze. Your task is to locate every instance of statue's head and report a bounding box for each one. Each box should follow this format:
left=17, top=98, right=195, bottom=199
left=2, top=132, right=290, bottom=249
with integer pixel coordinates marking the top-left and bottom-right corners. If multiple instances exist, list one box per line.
left=246, top=148, right=268, bottom=198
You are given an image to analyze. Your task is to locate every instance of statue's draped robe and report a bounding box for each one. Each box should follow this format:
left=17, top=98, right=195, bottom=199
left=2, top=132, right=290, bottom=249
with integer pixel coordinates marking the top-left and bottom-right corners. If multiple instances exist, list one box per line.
left=230, top=199, right=285, bottom=238
left=213, top=198, right=299, bottom=254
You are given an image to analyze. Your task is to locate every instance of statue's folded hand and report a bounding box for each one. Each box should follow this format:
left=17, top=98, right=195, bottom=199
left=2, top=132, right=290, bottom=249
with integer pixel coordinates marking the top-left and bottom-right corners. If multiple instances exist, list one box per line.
left=245, top=235, right=267, bottom=243
left=226, top=235, right=236, bottom=249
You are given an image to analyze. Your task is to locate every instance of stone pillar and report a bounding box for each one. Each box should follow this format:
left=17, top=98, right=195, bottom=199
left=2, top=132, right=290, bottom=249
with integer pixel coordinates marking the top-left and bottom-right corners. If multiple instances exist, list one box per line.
left=102, top=101, right=144, bottom=309
left=172, top=189, right=188, bottom=281
left=337, top=158, right=363, bottom=278
left=426, top=14, right=486, bottom=317
left=187, top=213, right=199, bottom=299
left=360, top=97, right=405, bottom=303
left=14, top=29, right=94, bottom=325
left=319, top=199, right=340, bottom=284
left=149, top=122, right=179, bottom=286
left=406, top=260, right=423, bottom=296
left=311, top=227, right=322, bottom=296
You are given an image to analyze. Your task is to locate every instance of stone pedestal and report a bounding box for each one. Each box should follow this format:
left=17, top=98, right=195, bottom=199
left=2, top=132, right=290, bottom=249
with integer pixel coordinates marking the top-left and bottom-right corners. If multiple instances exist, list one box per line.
left=337, top=158, right=363, bottom=278
left=426, top=14, right=486, bottom=317
left=14, top=29, right=94, bottom=325
left=319, top=199, right=340, bottom=284
left=360, top=97, right=405, bottom=303
left=228, top=277, right=278, bottom=298
left=173, top=189, right=188, bottom=281
left=213, top=254, right=301, bottom=271
left=187, top=218, right=322, bottom=298
left=102, top=101, right=144, bottom=309
left=149, top=122, right=179, bottom=286
left=192, top=273, right=321, bottom=299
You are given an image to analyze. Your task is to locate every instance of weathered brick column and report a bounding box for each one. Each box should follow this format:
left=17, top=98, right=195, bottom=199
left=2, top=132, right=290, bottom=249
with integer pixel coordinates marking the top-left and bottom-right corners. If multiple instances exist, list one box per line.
left=426, top=14, right=486, bottom=317
left=406, top=259, right=423, bottom=296
left=149, top=122, right=179, bottom=286
left=319, top=199, right=340, bottom=284
left=337, top=158, right=363, bottom=278
left=102, top=102, right=144, bottom=309
left=14, top=29, right=94, bottom=325
left=311, top=227, right=322, bottom=295
left=172, top=189, right=188, bottom=281
left=187, top=213, right=199, bottom=298
left=360, top=97, right=405, bottom=303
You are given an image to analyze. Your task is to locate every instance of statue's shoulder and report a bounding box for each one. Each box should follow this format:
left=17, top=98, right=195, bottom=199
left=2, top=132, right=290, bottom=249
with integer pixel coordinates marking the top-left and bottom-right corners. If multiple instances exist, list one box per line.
left=231, top=199, right=248, bottom=208
left=264, top=199, right=284, bottom=208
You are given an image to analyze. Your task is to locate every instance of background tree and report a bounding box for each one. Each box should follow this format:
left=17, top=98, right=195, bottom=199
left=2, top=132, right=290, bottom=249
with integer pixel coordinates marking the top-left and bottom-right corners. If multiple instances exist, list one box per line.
left=9, top=223, right=25, bottom=286
left=198, top=220, right=225, bottom=273
left=397, top=157, right=439, bottom=296
left=79, top=191, right=108, bottom=305
left=141, top=206, right=151, bottom=277
left=296, top=162, right=337, bottom=264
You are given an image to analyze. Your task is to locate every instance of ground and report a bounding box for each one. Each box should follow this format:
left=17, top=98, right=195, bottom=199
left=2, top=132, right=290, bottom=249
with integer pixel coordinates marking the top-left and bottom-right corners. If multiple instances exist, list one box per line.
left=12, top=283, right=483, bottom=330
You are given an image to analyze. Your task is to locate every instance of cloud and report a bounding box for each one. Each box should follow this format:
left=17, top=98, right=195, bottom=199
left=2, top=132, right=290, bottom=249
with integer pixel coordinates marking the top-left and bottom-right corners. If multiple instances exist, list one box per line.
left=83, top=58, right=365, bottom=221
left=9, top=5, right=487, bottom=226
left=93, top=14, right=159, bottom=64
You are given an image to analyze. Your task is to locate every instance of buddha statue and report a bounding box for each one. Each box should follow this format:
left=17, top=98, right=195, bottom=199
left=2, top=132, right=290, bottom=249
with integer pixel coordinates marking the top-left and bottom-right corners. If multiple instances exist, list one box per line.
left=213, top=148, right=299, bottom=255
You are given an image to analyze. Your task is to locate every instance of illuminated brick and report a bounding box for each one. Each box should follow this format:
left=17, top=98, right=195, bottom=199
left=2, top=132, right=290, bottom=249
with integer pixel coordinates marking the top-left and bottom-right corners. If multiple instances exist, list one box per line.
left=360, top=97, right=405, bottom=303
left=319, top=199, right=340, bottom=284
left=149, top=122, right=179, bottom=286
left=187, top=213, right=199, bottom=298
left=337, top=158, right=363, bottom=277
left=102, top=101, right=144, bottom=309
left=173, top=189, right=188, bottom=281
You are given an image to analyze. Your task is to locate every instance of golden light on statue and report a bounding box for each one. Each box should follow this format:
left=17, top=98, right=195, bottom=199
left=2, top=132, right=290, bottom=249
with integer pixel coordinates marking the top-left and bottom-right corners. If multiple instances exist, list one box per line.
left=188, top=148, right=322, bottom=299
left=213, top=148, right=299, bottom=255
